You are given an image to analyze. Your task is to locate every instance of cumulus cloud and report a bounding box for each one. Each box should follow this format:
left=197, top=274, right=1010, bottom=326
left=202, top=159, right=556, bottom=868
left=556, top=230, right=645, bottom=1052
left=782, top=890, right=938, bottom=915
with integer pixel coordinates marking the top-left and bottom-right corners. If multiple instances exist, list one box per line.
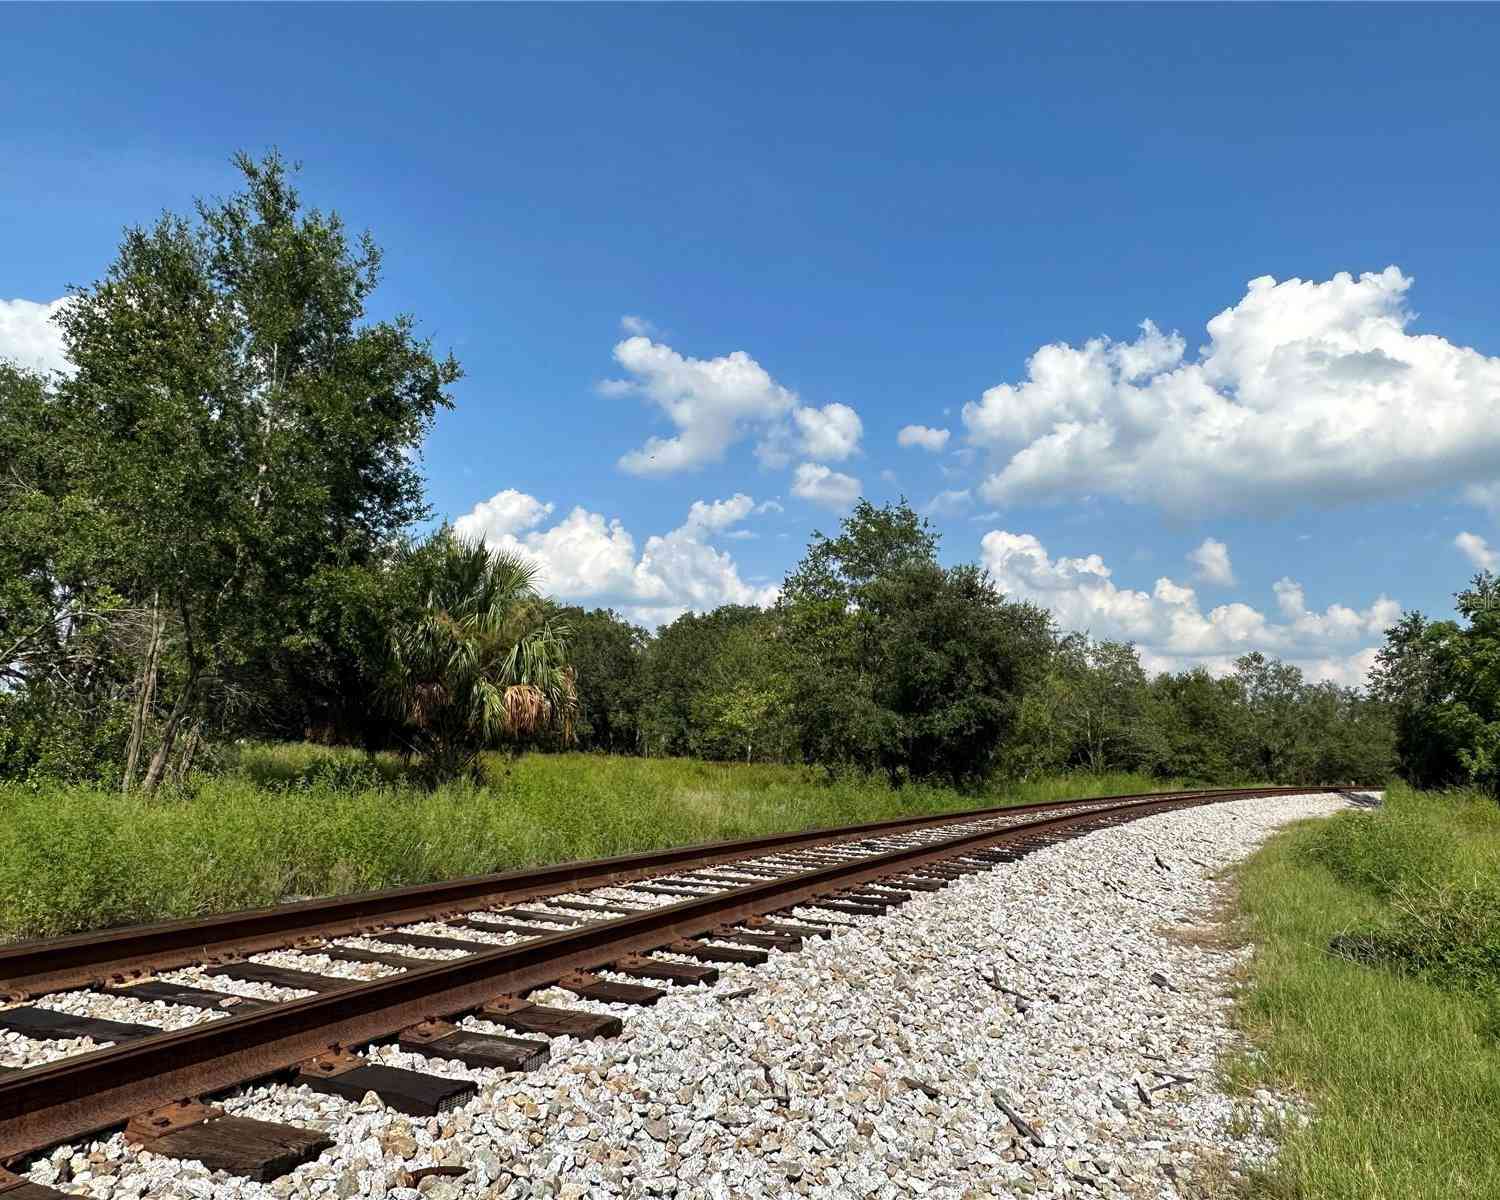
left=980, top=529, right=1399, bottom=684
left=1456, top=531, right=1498, bottom=571
left=454, top=488, right=777, bottom=624
left=0, top=297, right=70, bottom=374
left=963, top=268, right=1500, bottom=515
left=897, top=424, right=950, bottom=452
left=924, top=488, right=972, bottom=517
left=604, top=335, right=862, bottom=475
left=1187, top=537, right=1235, bottom=586
left=791, top=462, right=861, bottom=509
left=620, top=315, right=656, bottom=336
left=792, top=403, right=863, bottom=461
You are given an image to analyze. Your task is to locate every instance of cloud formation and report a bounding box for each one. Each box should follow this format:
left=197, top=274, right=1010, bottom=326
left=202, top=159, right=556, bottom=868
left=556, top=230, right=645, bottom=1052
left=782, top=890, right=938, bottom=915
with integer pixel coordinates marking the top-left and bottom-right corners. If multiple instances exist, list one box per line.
left=454, top=488, right=777, bottom=623
left=605, top=335, right=862, bottom=476
left=0, top=297, right=70, bottom=374
left=791, top=462, right=861, bottom=509
left=1187, top=537, right=1235, bottom=586
left=1456, top=531, right=1498, bottom=571
left=897, top=424, right=950, bottom=452
left=980, top=528, right=1398, bottom=685
left=963, top=268, right=1500, bottom=516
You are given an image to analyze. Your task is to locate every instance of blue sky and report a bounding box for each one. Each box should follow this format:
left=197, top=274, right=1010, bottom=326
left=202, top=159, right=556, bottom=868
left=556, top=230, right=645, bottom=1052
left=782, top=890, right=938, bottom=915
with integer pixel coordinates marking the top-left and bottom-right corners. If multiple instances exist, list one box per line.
left=4, top=4, right=1498, bottom=683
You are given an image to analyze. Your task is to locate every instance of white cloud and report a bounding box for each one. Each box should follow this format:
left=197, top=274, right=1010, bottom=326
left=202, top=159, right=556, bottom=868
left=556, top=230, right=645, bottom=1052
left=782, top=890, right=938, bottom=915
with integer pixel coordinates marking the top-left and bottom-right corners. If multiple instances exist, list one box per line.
left=897, top=424, right=950, bottom=452
left=1456, top=531, right=1498, bottom=571
left=681, top=493, right=756, bottom=534
left=1187, top=537, right=1235, bottom=586
left=792, top=403, right=863, bottom=461
left=620, top=315, right=656, bottom=336
left=0, top=297, right=70, bottom=374
left=963, top=268, right=1500, bottom=516
left=604, top=335, right=863, bottom=477
left=924, top=488, right=972, bottom=517
left=980, top=528, right=1399, bottom=684
left=607, top=336, right=798, bottom=475
left=455, top=488, right=777, bottom=624
left=791, top=462, right=861, bottom=509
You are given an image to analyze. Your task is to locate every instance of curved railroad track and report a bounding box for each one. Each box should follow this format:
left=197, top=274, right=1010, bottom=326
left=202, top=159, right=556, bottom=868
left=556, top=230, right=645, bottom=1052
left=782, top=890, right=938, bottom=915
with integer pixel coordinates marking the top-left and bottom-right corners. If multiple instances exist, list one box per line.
left=0, top=784, right=1338, bottom=1189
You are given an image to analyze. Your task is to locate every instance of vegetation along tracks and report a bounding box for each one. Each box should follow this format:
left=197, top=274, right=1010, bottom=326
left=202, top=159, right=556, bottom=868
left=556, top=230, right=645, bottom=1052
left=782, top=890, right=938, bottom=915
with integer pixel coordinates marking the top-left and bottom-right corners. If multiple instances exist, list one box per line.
left=0, top=785, right=1329, bottom=1183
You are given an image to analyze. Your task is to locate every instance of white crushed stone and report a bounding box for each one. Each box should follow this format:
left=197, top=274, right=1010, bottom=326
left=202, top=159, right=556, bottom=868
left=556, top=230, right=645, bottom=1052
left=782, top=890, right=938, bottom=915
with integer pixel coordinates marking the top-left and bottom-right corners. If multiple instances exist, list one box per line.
left=22, top=791, right=1358, bottom=1199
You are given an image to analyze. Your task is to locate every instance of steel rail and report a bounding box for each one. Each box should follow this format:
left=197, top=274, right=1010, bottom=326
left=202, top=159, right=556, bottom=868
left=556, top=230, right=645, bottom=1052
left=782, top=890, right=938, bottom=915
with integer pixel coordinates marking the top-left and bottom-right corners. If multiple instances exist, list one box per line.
left=0, top=785, right=1317, bottom=998
left=0, top=785, right=1323, bottom=1160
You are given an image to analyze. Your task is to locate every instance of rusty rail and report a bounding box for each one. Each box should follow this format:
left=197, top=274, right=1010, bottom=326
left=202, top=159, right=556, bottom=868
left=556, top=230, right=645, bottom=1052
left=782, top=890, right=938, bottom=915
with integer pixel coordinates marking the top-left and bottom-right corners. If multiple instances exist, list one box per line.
left=0, top=785, right=1326, bottom=1160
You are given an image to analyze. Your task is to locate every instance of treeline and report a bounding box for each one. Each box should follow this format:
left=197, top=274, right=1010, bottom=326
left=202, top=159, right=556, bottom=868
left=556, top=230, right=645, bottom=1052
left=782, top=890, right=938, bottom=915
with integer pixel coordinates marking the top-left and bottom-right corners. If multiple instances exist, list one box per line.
left=0, top=148, right=1449, bottom=795
left=561, top=527, right=1395, bottom=788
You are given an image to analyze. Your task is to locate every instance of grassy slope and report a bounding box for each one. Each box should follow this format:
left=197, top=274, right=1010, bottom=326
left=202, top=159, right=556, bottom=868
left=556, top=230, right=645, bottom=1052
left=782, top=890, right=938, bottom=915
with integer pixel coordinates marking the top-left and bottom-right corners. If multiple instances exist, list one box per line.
left=0, top=744, right=1179, bottom=941
left=1229, top=783, right=1500, bottom=1200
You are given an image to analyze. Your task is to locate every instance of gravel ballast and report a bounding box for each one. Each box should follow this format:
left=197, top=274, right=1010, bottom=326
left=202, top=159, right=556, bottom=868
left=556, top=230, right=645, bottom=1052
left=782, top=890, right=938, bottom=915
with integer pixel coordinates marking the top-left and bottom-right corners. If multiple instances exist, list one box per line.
left=21, top=791, right=1356, bottom=1199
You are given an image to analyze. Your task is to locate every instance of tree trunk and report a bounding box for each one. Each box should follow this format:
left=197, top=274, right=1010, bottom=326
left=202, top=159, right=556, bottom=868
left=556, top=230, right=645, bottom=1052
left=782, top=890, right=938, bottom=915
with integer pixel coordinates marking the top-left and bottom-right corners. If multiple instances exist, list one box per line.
left=174, top=720, right=202, bottom=784
left=140, top=667, right=199, bottom=796
left=122, top=592, right=164, bottom=794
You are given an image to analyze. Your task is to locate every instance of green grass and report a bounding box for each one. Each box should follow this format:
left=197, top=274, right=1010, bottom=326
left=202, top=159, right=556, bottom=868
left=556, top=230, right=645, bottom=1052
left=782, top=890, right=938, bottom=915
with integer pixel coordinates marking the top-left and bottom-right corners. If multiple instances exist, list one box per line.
left=0, top=743, right=1181, bottom=941
left=1228, top=782, right=1500, bottom=1199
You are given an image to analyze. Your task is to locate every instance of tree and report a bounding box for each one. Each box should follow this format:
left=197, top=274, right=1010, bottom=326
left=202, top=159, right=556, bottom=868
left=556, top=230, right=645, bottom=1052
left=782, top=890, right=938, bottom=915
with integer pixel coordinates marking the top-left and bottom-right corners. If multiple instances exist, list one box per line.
left=51, top=151, right=459, bottom=791
left=779, top=499, right=1053, bottom=787
left=639, top=606, right=764, bottom=757
left=560, top=607, right=647, bottom=753
left=1149, top=667, right=1241, bottom=782
left=690, top=615, right=794, bottom=763
left=385, top=533, right=576, bottom=783
left=1373, top=573, right=1500, bottom=795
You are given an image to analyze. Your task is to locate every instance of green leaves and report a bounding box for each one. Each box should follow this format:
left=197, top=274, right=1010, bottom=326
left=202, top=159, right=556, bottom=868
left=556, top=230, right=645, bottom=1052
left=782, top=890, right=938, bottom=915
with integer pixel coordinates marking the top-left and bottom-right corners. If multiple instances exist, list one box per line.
left=1373, top=571, right=1500, bottom=794
left=383, top=532, right=577, bottom=783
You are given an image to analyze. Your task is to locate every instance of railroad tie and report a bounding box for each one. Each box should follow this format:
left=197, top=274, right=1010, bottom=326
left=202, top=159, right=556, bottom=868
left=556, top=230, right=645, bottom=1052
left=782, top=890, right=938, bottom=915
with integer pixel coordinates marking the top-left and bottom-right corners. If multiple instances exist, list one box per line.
left=740, top=916, right=833, bottom=939
left=318, top=945, right=435, bottom=970
left=203, top=963, right=354, bottom=994
left=609, top=954, right=719, bottom=987
left=397, top=1018, right=549, bottom=1071
left=479, top=998, right=624, bottom=1040
left=0, top=1006, right=160, bottom=1044
left=711, top=926, right=803, bottom=952
left=122, top=1101, right=331, bottom=1183
left=371, top=930, right=491, bottom=953
left=557, top=970, right=666, bottom=1006
left=0, top=1165, right=71, bottom=1199
left=102, top=980, right=273, bottom=1013
left=448, top=917, right=560, bottom=939
left=497, top=908, right=584, bottom=927
left=544, top=899, right=647, bottom=917
left=297, top=1048, right=476, bottom=1116
left=666, top=938, right=769, bottom=967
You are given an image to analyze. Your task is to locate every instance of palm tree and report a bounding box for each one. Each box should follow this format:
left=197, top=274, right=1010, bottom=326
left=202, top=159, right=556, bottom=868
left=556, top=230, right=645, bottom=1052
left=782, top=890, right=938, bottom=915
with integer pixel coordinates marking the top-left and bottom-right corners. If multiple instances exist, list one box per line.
left=386, top=533, right=575, bottom=783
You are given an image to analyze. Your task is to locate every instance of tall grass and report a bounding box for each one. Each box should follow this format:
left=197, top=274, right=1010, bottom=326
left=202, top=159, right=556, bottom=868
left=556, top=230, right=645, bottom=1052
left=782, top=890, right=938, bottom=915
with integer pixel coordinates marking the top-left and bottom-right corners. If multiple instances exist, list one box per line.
left=0, top=744, right=1179, bottom=941
left=1229, top=782, right=1500, bottom=1199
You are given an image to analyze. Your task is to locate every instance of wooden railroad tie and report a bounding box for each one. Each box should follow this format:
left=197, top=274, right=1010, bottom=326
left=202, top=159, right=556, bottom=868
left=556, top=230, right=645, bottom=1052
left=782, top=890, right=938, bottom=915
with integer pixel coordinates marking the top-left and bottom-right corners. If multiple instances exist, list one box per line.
left=609, top=953, right=718, bottom=987
left=0, top=1006, right=160, bottom=1044
left=296, top=1047, right=476, bottom=1116
left=1, top=1164, right=72, bottom=1199
left=122, top=1099, right=331, bottom=1183
left=397, top=1019, right=549, bottom=1071
left=102, top=980, right=272, bottom=1013
left=557, top=970, right=665, bottom=1006
left=202, top=963, right=354, bottom=994
left=479, top=997, right=623, bottom=1040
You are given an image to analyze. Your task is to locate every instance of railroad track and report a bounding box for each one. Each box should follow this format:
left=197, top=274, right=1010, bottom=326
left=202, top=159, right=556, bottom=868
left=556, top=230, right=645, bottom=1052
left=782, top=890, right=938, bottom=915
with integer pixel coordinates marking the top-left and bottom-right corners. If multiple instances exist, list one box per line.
left=0, top=785, right=1331, bottom=1191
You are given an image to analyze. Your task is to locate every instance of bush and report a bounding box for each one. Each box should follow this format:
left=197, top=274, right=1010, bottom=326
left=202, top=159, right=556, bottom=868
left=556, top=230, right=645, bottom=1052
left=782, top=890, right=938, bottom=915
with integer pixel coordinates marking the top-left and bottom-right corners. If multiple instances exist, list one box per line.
left=1309, top=783, right=1500, bottom=1014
